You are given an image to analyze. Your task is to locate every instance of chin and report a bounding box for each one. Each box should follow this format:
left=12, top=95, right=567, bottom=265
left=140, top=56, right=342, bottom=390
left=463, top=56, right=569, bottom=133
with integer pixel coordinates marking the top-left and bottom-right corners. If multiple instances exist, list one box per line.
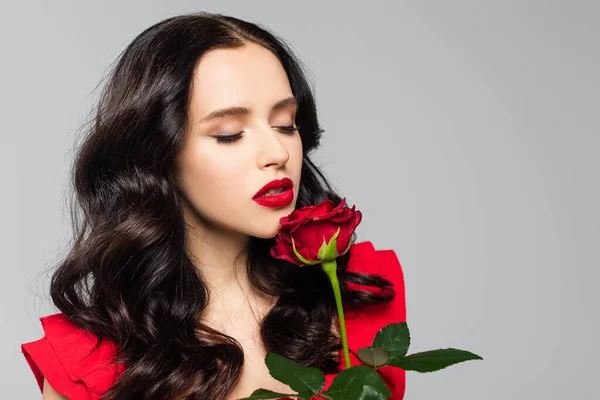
left=250, top=223, right=282, bottom=239
left=259, top=229, right=281, bottom=239
left=249, top=205, right=294, bottom=239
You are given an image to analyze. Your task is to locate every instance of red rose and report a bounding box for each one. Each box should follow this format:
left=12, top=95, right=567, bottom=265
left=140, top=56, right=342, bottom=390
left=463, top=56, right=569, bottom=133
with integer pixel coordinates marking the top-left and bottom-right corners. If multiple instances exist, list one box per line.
left=270, top=198, right=362, bottom=266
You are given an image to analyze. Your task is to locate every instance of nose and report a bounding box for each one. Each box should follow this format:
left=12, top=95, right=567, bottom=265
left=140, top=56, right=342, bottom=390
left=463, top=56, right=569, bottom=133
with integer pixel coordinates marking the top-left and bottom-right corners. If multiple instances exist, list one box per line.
left=257, top=125, right=290, bottom=169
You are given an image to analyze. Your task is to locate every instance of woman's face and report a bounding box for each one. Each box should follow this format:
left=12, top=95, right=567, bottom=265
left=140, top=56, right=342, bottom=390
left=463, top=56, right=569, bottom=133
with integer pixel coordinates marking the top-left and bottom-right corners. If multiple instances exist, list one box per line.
left=176, top=42, right=303, bottom=240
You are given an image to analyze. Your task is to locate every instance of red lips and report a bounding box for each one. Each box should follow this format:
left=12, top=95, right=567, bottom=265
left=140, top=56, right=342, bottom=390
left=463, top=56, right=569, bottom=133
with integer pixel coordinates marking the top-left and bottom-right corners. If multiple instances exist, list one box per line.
left=253, top=177, right=294, bottom=199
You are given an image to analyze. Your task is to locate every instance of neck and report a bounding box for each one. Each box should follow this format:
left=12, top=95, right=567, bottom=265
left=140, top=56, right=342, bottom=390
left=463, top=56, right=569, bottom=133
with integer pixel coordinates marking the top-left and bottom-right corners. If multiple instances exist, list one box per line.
left=181, top=202, right=274, bottom=317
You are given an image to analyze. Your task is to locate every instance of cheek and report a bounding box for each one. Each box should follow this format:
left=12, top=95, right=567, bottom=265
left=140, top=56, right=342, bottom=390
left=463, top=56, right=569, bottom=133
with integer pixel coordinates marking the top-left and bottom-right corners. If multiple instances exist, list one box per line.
left=180, top=148, right=242, bottom=201
left=292, top=136, right=303, bottom=167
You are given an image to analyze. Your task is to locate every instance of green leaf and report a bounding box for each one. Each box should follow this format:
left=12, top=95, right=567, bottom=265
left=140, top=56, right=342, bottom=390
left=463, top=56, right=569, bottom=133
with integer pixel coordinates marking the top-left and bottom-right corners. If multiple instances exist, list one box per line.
left=322, top=365, right=392, bottom=400
left=386, top=348, right=483, bottom=372
left=318, top=238, right=329, bottom=261
left=237, top=388, right=301, bottom=399
left=357, top=346, right=390, bottom=368
left=372, top=322, right=410, bottom=363
left=265, top=352, right=325, bottom=399
left=318, top=226, right=341, bottom=261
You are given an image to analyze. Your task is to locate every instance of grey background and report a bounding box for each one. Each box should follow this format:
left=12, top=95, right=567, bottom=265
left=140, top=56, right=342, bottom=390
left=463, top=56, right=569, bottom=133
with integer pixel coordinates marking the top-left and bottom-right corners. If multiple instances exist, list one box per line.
left=1, top=1, right=598, bottom=398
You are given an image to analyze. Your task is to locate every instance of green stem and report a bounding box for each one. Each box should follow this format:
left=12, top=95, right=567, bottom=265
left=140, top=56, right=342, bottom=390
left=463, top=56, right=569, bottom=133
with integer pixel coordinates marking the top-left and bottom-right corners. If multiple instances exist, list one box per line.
left=321, top=259, right=351, bottom=369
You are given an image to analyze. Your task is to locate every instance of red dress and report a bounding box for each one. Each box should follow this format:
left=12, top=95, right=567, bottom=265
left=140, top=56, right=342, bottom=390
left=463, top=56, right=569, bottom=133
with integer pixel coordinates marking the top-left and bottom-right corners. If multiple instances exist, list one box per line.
left=21, top=241, right=407, bottom=399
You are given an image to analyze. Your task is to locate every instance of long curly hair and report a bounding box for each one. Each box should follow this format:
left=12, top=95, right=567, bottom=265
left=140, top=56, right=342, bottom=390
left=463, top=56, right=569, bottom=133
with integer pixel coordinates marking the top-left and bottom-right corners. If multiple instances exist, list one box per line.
left=50, top=11, right=395, bottom=399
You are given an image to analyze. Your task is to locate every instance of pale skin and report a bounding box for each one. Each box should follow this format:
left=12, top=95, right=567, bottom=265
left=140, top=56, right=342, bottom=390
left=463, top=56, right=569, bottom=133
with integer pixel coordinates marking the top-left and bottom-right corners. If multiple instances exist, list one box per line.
left=43, top=42, right=313, bottom=399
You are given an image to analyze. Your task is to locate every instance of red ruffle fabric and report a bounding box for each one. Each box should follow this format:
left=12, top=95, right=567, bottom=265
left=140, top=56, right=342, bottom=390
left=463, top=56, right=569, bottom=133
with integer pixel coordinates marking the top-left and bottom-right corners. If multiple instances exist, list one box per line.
left=21, top=314, right=125, bottom=399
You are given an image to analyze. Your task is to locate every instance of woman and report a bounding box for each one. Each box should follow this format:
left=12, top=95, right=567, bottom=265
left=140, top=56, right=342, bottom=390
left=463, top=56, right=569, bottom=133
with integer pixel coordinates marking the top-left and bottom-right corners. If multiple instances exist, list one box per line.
left=21, top=11, right=407, bottom=400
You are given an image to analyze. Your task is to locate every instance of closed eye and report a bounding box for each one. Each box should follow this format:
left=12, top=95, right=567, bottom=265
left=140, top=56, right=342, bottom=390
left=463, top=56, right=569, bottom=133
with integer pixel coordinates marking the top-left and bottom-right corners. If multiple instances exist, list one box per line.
left=213, top=125, right=299, bottom=145
left=277, top=124, right=299, bottom=134
left=214, top=132, right=243, bottom=144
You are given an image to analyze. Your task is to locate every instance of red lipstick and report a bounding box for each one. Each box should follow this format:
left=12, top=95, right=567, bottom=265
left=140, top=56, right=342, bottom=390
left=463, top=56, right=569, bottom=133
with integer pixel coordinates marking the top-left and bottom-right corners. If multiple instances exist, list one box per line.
left=253, top=177, right=294, bottom=208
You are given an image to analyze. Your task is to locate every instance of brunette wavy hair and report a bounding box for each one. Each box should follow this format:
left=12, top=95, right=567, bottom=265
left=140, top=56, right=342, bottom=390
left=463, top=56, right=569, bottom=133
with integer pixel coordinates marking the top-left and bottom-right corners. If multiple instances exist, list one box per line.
left=50, top=11, right=395, bottom=400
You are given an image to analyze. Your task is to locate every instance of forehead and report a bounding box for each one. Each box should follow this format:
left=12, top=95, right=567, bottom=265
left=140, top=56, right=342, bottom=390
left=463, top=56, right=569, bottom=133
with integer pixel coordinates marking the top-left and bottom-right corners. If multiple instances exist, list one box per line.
left=189, top=43, right=293, bottom=117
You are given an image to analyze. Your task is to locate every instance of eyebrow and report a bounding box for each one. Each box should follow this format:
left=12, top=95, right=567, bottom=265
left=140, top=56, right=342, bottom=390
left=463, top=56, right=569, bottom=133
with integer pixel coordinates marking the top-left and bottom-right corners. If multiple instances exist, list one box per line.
left=198, top=96, right=298, bottom=124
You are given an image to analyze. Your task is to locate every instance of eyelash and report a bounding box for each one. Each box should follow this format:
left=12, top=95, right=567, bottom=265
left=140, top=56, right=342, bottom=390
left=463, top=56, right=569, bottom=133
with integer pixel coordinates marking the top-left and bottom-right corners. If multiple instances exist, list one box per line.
left=215, top=125, right=299, bottom=144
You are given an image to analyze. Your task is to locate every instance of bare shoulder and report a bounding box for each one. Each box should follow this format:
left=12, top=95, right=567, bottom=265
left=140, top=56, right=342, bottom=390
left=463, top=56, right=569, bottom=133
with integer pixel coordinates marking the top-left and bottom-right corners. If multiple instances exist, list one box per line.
left=42, top=379, right=67, bottom=400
